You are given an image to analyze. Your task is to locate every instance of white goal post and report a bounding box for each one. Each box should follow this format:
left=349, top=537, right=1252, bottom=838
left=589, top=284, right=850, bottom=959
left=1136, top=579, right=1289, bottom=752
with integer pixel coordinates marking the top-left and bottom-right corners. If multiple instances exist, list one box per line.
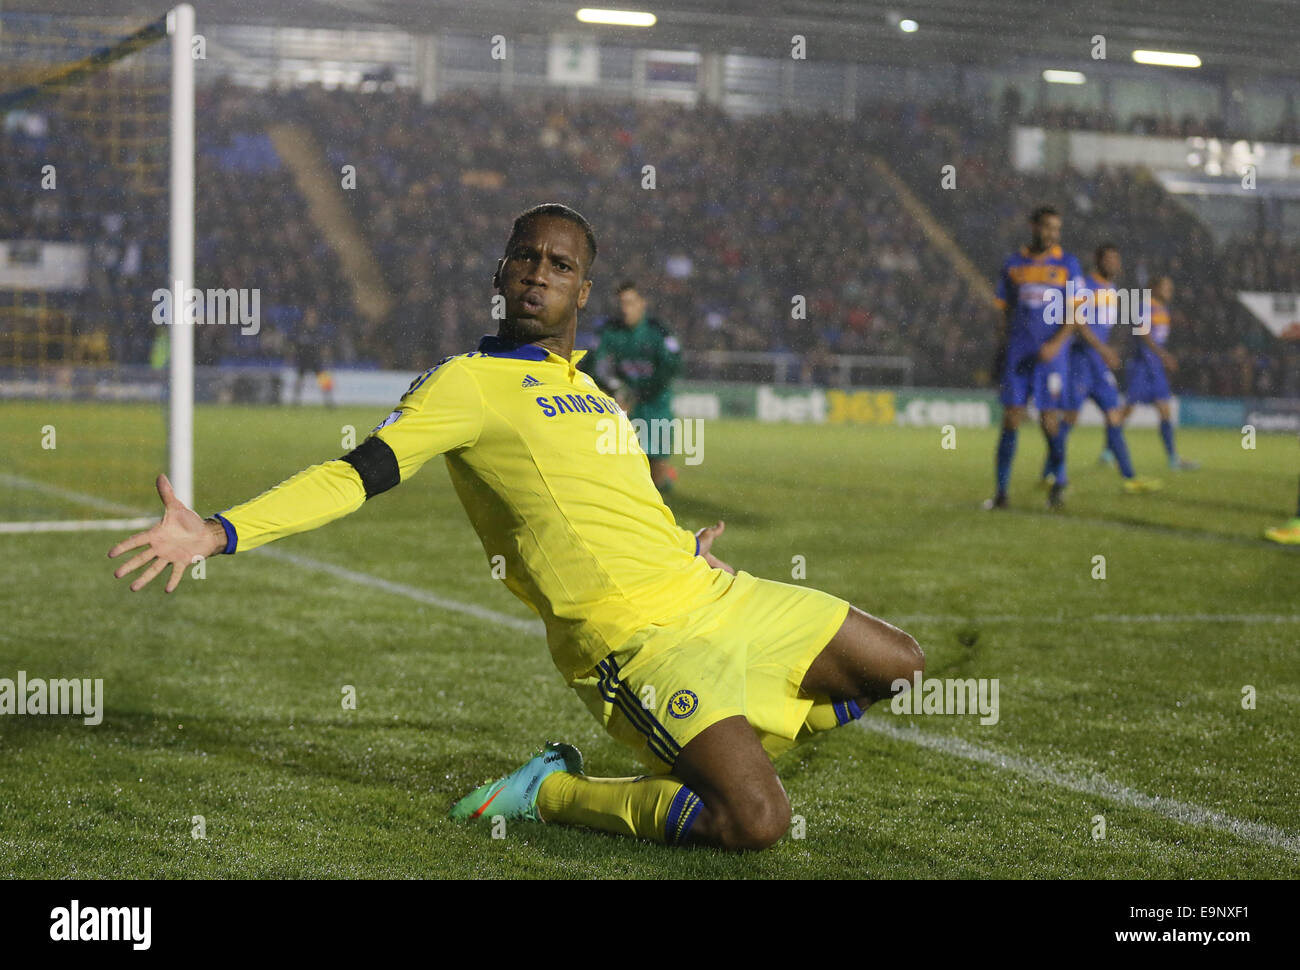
left=168, top=3, right=196, bottom=509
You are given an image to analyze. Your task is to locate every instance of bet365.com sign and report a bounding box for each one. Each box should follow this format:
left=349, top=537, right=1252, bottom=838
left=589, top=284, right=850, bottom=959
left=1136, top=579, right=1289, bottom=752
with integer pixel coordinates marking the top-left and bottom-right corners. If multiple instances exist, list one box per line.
left=753, top=385, right=993, bottom=427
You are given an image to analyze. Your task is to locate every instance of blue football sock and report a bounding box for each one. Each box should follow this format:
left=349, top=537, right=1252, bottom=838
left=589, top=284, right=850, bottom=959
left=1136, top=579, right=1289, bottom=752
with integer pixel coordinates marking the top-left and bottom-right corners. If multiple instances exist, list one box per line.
left=996, top=427, right=1017, bottom=496
left=1106, top=424, right=1135, bottom=479
left=1045, top=423, right=1066, bottom=483
left=1052, top=420, right=1073, bottom=484
left=1159, top=418, right=1176, bottom=460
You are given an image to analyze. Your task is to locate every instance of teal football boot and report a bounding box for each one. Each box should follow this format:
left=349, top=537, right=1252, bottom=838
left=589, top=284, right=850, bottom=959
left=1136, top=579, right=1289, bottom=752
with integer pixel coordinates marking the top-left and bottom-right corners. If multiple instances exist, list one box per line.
left=449, top=741, right=583, bottom=822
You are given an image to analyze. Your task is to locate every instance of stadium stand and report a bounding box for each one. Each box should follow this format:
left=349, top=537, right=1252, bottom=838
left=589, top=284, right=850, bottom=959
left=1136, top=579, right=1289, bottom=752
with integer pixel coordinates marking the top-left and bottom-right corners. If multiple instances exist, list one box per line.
left=3, top=78, right=1294, bottom=394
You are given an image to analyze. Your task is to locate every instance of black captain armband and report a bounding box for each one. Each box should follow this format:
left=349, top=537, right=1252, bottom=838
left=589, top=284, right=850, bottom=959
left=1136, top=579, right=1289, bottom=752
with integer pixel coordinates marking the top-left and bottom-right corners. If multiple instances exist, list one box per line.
left=340, top=437, right=400, bottom=499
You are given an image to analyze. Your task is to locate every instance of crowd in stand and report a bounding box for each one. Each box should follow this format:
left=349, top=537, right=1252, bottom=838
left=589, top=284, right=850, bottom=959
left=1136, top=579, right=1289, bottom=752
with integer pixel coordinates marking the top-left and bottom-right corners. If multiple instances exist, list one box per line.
left=0, top=108, right=166, bottom=363
left=275, top=83, right=994, bottom=385
left=190, top=84, right=355, bottom=368
left=0, top=84, right=352, bottom=368
left=2, top=78, right=1295, bottom=397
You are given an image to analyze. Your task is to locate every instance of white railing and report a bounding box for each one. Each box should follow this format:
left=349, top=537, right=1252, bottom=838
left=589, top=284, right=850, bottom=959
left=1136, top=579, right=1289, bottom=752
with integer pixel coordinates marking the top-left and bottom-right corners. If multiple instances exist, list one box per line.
left=686, top=350, right=914, bottom=386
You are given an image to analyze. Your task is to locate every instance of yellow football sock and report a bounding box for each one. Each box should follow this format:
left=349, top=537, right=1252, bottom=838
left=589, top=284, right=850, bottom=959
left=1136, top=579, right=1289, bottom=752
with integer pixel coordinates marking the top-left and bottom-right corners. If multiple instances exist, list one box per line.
left=796, top=698, right=865, bottom=741
left=536, top=772, right=702, bottom=845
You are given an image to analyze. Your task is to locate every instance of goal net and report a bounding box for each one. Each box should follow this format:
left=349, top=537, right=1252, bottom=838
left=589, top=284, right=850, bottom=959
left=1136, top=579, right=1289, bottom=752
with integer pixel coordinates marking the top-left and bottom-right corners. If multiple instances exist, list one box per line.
left=0, top=7, right=193, bottom=535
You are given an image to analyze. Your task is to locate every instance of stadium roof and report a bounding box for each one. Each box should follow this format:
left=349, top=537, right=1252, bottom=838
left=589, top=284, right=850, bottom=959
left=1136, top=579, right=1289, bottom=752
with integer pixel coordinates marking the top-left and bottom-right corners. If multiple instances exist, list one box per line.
left=11, top=0, right=1300, bottom=76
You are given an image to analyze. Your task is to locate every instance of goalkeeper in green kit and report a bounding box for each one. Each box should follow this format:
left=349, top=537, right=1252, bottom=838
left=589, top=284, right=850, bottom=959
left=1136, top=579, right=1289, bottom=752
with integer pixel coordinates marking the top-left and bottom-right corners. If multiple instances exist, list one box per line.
left=583, top=280, right=683, bottom=493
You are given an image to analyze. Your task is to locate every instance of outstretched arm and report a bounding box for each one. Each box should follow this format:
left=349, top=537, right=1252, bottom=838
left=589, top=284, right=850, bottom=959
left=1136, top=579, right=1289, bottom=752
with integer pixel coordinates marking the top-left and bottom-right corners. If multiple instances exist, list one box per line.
left=109, top=453, right=374, bottom=593
left=108, top=356, right=485, bottom=593
left=109, top=474, right=229, bottom=593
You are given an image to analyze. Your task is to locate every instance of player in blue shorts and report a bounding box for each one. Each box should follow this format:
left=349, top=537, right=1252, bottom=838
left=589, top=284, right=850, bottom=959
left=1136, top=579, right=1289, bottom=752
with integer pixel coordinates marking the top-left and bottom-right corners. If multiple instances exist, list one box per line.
left=1121, top=275, right=1199, bottom=471
left=986, top=206, right=1083, bottom=511
left=1046, top=243, right=1161, bottom=494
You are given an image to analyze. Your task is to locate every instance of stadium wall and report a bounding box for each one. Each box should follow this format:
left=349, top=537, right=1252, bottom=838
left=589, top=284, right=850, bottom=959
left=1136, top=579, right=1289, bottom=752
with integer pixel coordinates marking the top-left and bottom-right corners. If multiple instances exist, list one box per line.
left=268, top=375, right=1282, bottom=431
left=10, top=367, right=1290, bottom=430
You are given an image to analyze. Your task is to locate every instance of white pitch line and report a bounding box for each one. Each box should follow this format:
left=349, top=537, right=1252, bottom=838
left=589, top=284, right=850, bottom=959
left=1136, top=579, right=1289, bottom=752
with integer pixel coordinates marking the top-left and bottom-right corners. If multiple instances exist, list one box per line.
left=0, top=516, right=157, bottom=534
left=858, top=718, right=1300, bottom=854
left=0, top=468, right=1294, bottom=628
left=257, top=548, right=544, bottom=635
left=0, top=473, right=144, bottom=516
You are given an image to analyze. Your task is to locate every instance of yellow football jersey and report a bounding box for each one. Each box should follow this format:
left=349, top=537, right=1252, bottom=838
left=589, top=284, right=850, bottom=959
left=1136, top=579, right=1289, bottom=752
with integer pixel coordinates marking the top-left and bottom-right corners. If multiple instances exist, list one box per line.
left=217, top=334, right=731, bottom=681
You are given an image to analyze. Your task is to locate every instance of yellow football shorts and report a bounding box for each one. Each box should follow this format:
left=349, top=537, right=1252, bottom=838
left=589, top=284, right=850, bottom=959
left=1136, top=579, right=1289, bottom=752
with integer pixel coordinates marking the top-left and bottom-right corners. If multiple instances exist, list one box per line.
left=569, top=570, right=851, bottom=773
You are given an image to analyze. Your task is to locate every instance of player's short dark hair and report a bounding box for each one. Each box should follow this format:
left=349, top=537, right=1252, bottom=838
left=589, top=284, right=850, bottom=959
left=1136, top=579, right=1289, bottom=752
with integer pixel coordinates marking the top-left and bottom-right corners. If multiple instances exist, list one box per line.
left=505, top=203, right=598, bottom=274
left=616, top=280, right=639, bottom=294
left=1029, top=205, right=1060, bottom=224
left=1095, top=241, right=1119, bottom=263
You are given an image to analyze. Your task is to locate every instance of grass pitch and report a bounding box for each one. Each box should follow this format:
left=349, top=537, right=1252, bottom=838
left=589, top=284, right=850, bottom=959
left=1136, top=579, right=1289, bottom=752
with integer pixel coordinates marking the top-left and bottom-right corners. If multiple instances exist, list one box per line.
left=1, top=400, right=1296, bottom=878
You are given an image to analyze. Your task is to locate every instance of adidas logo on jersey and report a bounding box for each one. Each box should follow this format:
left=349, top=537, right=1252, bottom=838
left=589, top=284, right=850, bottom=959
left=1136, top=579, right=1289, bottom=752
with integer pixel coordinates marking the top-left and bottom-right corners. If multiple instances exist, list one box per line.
left=521, top=375, right=543, bottom=387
